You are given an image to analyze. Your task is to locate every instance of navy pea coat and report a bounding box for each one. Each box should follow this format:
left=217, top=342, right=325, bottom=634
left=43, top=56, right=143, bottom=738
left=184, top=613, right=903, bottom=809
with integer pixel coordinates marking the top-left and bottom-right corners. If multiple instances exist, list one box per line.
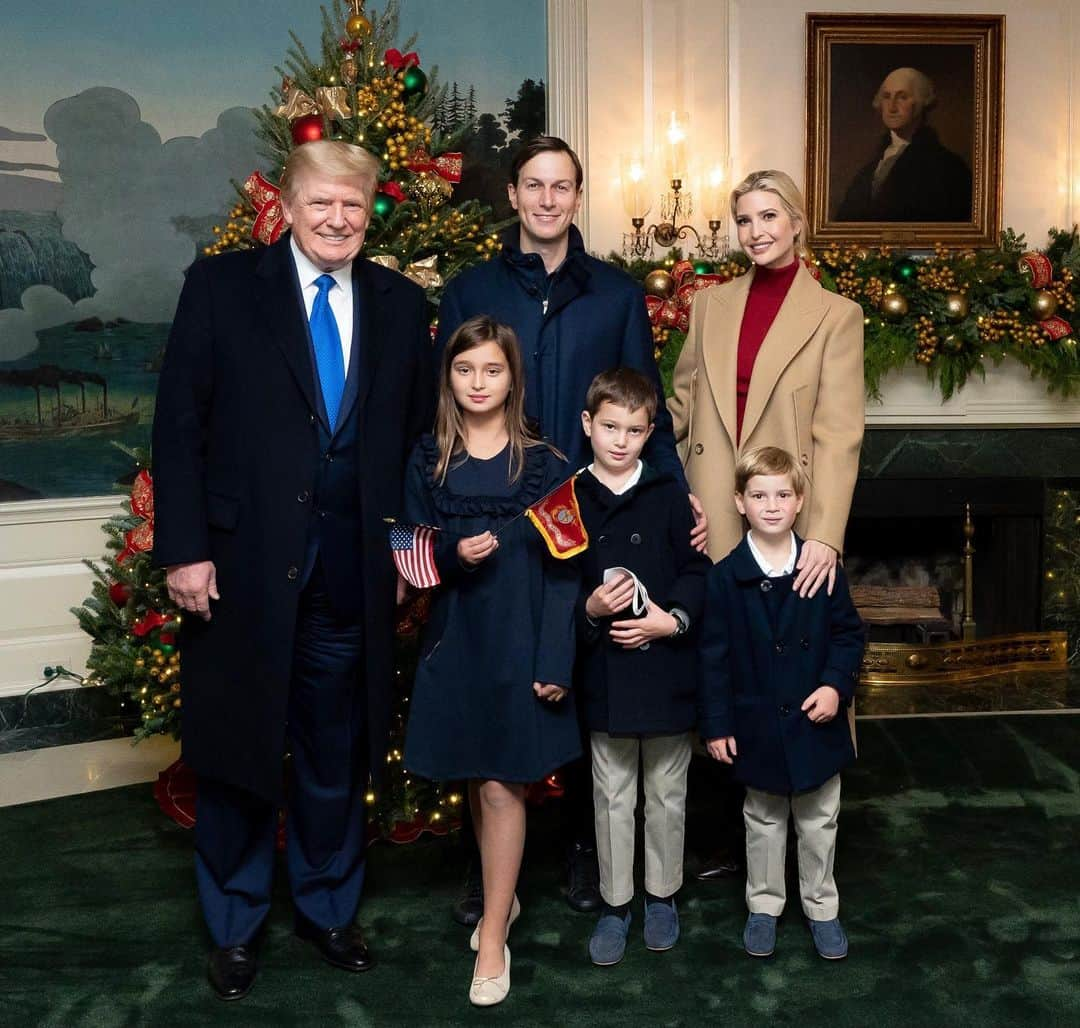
left=436, top=225, right=685, bottom=484
left=151, top=234, right=433, bottom=803
left=698, top=534, right=865, bottom=795
left=574, top=464, right=710, bottom=735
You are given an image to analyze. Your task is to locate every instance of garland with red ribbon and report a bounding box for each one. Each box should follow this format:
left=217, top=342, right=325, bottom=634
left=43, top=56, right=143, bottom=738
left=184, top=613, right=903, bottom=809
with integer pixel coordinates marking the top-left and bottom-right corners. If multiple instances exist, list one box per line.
left=1019, top=251, right=1074, bottom=340
left=644, top=260, right=726, bottom=332
left=243, top=171, right=286, bottom=246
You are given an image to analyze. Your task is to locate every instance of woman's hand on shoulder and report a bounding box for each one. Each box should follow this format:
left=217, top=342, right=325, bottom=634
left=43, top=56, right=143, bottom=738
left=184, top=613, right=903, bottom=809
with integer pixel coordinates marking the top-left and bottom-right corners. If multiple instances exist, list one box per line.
left=457, top=531, right=498, bottom=567
left=688, top=493, right=708, bottom=553
left=793, top=539, right=837, bottom=598
left=533, top=682, right=568, bottom=702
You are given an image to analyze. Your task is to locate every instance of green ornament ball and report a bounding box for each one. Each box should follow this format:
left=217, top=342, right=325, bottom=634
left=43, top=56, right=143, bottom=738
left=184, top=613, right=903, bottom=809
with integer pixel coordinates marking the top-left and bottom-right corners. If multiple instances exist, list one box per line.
left=373, top=192, right=398, bottom=219
left=160, top=643, right=175, bottom=655
left=893, top=257, right=918, bottom=282
left=692, top=260, right=713, bottom=275
left=402, top=65, right=428, bottom=99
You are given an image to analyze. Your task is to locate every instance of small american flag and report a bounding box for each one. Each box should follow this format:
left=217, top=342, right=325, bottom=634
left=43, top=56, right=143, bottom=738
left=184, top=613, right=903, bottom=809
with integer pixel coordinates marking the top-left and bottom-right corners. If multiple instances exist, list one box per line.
left=389, top=522, right=441, bottom=589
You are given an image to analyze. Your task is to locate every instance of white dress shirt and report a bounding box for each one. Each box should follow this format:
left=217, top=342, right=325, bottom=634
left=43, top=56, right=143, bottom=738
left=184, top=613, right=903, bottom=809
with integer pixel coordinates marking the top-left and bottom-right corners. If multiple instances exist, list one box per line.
left=290, top=237, right=355, bottom=373
left=746, top=530, right=797, bottom=578
left=871, top=131, right=911, bottom=197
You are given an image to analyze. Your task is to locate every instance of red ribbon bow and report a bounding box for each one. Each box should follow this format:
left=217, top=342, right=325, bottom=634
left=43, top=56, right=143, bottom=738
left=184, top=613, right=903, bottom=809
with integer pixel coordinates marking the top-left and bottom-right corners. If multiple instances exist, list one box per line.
left=405, top=147, right=462, bottom=184
left=243, top=171, right=285, bottom=246
left=132, top=610, right=169, bottom=638
left=380, top=181, right=406, bottom=203
left=645, top=261, right=726, bottom=333
left=384, top=48, right=420, bottom=70
left=119, top=470, right=156, bottom=563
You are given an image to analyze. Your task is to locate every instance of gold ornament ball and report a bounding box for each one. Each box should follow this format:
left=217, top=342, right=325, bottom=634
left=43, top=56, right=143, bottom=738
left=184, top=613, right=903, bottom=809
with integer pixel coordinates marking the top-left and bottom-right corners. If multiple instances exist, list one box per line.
left=942, top=333, right=963, bottom=352
left=880, top=293, right=909, bottom=321
left=346, top=13, right=373, bottom=38
left=1032, top=290, right=1058, bottom=321
left=644, top=268, right=676, bottom=299
left=944, top=292, right=970, bottom=321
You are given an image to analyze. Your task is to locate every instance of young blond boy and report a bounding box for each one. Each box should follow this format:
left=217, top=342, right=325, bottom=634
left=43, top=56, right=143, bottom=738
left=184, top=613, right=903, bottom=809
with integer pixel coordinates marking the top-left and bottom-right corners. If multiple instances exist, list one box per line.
left=699, top=446, right=865, bottom=959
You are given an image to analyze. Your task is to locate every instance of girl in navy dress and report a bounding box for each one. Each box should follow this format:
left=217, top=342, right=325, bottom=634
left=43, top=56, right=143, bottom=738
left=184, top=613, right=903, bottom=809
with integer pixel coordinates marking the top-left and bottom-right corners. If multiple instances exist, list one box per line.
left=402, top=315, right=580, bottom=1006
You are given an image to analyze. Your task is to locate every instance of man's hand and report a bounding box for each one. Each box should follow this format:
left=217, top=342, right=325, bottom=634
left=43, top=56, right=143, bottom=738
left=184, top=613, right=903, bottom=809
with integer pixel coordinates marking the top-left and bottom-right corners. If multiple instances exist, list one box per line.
left=166, top=561, right=219, bottom=621
left=609, top=600, right=678, bottom=649
left=706, top=736, right=737, bottom=764
left=793, top=539, right=837, bottom=598
left=688, top=493, right=708, bottom=553
left=533, top=682, right=568, bottom=702
left=584, top=573, right=637, bottom=620
left=802, top=685, right=840, bottom=723
left=457, top=531, right=498, bottom=567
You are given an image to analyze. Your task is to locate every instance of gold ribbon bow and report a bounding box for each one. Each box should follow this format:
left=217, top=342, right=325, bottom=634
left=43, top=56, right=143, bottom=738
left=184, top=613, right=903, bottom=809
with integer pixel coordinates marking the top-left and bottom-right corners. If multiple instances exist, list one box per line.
left=369, top=254, right=444, bottom=290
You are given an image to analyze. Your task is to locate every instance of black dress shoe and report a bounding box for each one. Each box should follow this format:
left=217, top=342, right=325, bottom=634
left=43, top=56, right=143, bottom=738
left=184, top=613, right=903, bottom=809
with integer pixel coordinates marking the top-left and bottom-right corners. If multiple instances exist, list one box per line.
left=565, top=842, right=602, bottom=912
left=207, top=944, right=257, bottom=1001
left=295, top=915, right=375, bottom=972
left=452, top=861, right=484, bottom=927
left=696, top=844, right=743, bottom=881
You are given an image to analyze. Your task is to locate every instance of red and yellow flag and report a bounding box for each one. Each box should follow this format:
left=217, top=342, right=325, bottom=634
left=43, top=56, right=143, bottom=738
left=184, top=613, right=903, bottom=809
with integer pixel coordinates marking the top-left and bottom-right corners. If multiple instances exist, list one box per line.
left=526, top=475, right=589, bottom=559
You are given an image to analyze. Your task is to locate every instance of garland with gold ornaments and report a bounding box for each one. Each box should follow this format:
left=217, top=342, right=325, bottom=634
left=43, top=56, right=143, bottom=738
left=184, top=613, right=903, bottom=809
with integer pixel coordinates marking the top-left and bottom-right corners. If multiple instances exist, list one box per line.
left=609, top=227, right=1080, bottom=401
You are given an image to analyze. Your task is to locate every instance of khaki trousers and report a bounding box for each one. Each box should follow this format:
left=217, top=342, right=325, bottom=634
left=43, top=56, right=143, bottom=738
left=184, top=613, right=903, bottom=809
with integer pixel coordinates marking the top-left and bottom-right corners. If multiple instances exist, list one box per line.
left=744, top=774, right=842, bottom=921
left=591, top=731, right=692, bottom=906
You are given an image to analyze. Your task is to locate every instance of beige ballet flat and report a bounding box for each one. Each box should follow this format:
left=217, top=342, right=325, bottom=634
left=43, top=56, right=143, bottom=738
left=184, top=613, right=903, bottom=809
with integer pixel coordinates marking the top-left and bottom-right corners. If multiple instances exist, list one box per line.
left=469, top=944, right=510, bottom=1007
left=469, top=893, right=520, bottom=952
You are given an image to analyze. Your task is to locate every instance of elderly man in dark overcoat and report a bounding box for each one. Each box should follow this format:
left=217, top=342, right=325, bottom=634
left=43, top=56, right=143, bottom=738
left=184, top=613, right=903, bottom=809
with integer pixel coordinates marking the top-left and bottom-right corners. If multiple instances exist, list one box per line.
left=152, top=140, right=432, bottom=1000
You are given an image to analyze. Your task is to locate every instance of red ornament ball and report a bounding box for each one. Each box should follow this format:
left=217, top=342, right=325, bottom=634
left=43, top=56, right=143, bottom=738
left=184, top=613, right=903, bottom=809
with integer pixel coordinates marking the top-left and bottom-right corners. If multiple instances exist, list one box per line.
left=291, top=115, right=325, bottom=145
left=109, top=581, right=131, bottom=606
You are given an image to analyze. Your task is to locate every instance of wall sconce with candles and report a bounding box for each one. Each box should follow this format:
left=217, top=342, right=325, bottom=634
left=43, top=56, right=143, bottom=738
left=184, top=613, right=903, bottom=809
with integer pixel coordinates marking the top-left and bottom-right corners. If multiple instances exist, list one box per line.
left=621, top=113, right=729, bottom=262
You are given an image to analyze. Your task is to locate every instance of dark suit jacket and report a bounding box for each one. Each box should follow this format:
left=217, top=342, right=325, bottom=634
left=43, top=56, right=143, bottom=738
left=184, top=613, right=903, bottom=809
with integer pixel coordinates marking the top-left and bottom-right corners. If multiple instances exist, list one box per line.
left=152, top=233, right=433, bottom=802
left=836, top=126, right=972, bottom=223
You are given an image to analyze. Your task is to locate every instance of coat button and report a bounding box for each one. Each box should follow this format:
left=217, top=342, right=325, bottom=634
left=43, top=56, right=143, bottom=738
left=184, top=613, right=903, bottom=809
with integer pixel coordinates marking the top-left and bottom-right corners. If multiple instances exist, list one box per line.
left=309, top=413, right=316, bottom=425
left=598, top=534, right=608, bottom=545
left=287, top=566, right=299, bottom=581
left=630, top=533, right=642, bottom=545
left=324, top=453, right=334, bottom=462
left=694, top=443, right=704, bottom=455
left=760, top=580, right=772, bottom=593
left=801, top=638, right=811, bottom=650
left=779, top=704, right=791, bottom=716
left=801, top=453, right=809, bottom=466
left=775, top=641, right=785, bottom=654
left=640, top=642, right=650, bottom=651
left=297, top=491, right=310, bottom=503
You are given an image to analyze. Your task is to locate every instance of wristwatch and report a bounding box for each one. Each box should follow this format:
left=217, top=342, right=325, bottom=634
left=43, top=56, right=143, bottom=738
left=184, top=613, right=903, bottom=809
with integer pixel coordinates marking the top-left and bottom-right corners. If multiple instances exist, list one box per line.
left=669, top=607, right=690, bottom=637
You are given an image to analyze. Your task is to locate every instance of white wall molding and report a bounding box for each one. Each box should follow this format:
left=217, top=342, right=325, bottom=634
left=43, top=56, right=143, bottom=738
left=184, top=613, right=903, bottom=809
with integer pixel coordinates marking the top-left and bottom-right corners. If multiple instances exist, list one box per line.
left=547, top=0, right=591, bottom=244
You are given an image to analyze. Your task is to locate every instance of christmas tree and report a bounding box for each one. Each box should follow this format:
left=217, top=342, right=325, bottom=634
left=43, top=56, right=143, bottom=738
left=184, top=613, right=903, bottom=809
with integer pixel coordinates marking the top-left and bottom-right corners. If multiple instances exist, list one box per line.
left=72, top=0, right=507, bottom=840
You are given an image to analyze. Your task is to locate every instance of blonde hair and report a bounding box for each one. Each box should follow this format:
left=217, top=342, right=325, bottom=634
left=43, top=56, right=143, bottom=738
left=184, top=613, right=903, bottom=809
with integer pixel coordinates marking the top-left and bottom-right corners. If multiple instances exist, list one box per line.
left=279, top=140, right=379, bottom=203
left=734, top=446, right=806, bottom=496
left=433, top=316, right=557, bottom=485
left=729, top=169, right=808, bottom=260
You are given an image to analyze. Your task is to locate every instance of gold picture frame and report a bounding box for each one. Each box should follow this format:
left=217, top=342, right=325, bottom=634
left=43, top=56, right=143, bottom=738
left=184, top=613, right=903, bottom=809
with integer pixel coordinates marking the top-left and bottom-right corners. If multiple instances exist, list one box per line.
left=805, top=13, right=1004, bottom=248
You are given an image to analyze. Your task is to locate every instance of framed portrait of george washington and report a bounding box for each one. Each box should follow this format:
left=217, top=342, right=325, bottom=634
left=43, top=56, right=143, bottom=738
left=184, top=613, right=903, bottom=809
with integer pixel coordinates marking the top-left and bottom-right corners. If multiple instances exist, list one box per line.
left=805, top=13, right=1004, bottom=248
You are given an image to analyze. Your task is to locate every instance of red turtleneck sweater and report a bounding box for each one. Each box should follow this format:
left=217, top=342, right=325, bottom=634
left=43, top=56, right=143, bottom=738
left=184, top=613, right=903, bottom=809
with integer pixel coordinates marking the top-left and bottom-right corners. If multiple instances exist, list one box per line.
left=736, top=259, right=799, bottom=442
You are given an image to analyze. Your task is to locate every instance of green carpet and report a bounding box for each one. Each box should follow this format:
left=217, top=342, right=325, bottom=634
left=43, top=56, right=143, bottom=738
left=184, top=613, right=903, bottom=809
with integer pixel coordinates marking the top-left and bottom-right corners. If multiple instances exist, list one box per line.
left=1, top=715, right=1078, bottom=1027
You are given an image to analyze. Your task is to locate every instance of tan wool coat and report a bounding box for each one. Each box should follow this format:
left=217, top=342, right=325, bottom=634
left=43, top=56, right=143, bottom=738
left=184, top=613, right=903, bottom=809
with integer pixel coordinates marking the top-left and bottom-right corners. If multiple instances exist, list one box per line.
left=668, top=263, right=865, bottom=562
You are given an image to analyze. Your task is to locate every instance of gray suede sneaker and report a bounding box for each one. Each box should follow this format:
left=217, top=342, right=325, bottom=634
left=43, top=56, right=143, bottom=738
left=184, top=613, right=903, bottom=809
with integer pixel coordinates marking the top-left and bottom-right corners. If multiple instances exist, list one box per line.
left=808, top=917, right=848, bottom=959
left=588, top=910, right=631, bottom=966
left=643, top=898, right=679, bottom=951
left=743, top=912, right=777, bottom=957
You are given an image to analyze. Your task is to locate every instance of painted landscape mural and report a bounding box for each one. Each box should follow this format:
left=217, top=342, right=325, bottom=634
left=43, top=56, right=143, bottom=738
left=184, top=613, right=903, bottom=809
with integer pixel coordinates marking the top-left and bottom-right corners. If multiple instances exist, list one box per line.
left=0, top=0, right=546, bottom=500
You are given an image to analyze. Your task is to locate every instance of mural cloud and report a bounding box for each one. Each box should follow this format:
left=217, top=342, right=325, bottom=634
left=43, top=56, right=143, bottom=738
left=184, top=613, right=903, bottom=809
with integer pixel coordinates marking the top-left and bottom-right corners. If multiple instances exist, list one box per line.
left=1, top=87, right=263, bottom=360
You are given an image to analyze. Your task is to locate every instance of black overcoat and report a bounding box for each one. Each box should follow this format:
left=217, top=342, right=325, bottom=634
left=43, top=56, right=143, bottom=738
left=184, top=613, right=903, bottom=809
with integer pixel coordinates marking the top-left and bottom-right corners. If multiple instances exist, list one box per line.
left=151, top=234, right=433, bottom=803
left=573, top=465, right=710, bottom=735
left=836, top=126, right=972, bottom=223
left=698, top=535, right=865, bottom=795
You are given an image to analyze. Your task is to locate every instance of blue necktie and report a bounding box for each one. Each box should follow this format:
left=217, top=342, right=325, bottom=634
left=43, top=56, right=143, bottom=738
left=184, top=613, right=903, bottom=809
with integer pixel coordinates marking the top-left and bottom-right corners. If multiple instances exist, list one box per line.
left=310, top=274, right=346, bottom=431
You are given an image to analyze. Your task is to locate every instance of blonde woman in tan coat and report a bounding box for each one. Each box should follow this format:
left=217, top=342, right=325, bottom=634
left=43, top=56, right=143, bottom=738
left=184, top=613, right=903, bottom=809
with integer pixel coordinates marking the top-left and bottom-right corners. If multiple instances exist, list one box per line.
left=668, top=170, right=864, bottom=598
